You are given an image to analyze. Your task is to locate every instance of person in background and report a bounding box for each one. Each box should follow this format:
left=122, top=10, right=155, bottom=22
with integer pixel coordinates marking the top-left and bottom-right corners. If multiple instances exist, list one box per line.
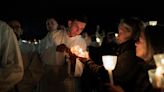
left=8, top=20, right=44, bottom=92
left=0, top=20, right=24, bottom=92
left=81, top=32, right=92, bottom=48
left=37, top=17, right=64, bottom=92
left=37, top=17, right=62, bottom=65
left=8, top=20, right=36, bottom=54
left=100, top=32, right=118, bottom=55
left=81, top=31, right=100, bottom=92
left=8, top=20, right=23, bottom=40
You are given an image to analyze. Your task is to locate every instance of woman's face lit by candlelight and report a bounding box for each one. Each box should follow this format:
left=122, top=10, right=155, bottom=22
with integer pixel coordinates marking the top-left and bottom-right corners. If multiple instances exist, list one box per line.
left=116, top=23, right=133, bottom=44
left=135, top=32, right=149, bottom=61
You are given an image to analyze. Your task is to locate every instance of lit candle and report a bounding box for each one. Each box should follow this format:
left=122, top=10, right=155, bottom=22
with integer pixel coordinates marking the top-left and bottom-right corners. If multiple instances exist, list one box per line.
left=152, top=54, right=164, bottom=89
left=155, top=67, right=163, bottom=88
left=148, top=68, right=164, bottom=89
left=102, top=55, right=117, bottom=85
left=70, top=45, right=88, bottom=58
left=153, top=54, right=164, bottom=67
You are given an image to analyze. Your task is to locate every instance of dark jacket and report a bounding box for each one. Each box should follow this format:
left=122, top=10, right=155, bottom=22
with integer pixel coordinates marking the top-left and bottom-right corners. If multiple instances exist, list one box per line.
left=84, top=40, right=155, bottom=92
left=132, top=58, right=156, bottom=92
left=113, top=40, right=140, bottom=92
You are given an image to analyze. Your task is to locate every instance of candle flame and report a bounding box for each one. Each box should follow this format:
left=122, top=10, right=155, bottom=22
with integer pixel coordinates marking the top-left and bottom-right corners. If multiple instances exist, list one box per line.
left=156, top=67, right=163, bottom=76
left=153, top=54, right=164, bottom=67
left=161, top=59, right=164, bottom=64
left=70, top=45, right=88, bottom=58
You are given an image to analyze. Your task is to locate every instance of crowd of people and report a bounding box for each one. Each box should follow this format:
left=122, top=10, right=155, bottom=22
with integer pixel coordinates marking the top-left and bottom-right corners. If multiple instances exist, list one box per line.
left=0, top=15, right=164, bottom=92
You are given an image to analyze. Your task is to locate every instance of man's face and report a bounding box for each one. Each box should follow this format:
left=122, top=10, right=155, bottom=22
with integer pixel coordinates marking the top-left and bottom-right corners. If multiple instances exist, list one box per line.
left=68, top=20, right=86, bottom=37
left=8, top=20, right=22, bottom=39
left=46, top=18, right=58, bottom=31
left=116, top=23, right=133, bottom=44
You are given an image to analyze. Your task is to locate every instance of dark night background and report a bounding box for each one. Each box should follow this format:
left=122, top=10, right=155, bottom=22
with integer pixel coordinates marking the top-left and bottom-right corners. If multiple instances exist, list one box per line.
left=1, top=0, right=164, bottom=40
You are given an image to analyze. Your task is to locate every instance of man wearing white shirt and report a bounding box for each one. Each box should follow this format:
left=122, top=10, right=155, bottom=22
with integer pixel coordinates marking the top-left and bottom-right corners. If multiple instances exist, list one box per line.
left=39, top=15, right=87, bottom=92
left=55, top=15, right=87, bottom=92
left=38, top=18, right=69, bottom=92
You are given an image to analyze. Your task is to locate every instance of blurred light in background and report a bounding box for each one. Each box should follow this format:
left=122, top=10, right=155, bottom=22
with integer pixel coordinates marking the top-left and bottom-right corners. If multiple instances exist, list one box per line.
left=115, top=33, right=118, bottom=37
left=149, top=21, right=158, bottom=26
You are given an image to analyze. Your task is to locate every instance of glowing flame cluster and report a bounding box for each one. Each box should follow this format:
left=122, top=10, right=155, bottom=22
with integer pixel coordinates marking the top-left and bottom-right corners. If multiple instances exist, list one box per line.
left=70, top=45, right=88, bottom=58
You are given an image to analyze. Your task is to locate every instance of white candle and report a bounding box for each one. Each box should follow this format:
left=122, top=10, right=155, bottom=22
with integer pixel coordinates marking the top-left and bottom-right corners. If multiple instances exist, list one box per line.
left=108, top=69, right=114, bottom=85
left=153, top=54, right=164, bottom=67
left=148, top=68, right=164, bottom=89
left=102, top=55, right=117, bottom=85
left=153, top=54, right=164, bottom=89
left=155, top=67, right=163, bottom=88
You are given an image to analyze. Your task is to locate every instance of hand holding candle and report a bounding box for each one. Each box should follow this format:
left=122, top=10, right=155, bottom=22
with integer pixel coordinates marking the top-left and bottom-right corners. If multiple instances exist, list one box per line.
left=57, top=44, right=89, bottom=63
left=70, top=45, right=88, bottom=58
left=56, top=44, right=70, bottom=53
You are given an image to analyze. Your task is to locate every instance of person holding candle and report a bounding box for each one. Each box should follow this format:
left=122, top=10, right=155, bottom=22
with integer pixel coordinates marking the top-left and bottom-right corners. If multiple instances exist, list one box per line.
left=37, top=17, right=61, bottom=65
left=77, top=18, right=164, bottom=92
left=76, top=17, right=147, bottom=92
left=134, top=26, right=164, bottom=92
left=39, top=15, right=88, bottom=92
